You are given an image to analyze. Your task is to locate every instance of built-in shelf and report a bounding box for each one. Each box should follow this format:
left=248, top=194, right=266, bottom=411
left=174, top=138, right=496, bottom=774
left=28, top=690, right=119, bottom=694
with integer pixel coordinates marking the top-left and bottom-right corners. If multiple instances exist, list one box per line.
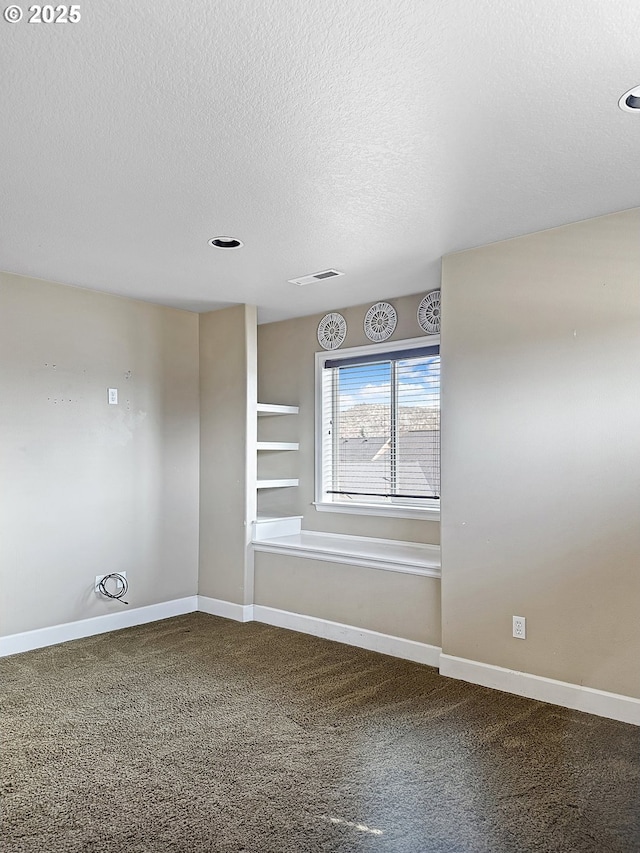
left=256, top=479, right=300, bottom=489
left=256, top=404, right=300, bottom=507
left=256, top=514, right=304, bottom=522
left=257, top=403, right=299, bottom=416
left=257, top=441, right=299, bottom=451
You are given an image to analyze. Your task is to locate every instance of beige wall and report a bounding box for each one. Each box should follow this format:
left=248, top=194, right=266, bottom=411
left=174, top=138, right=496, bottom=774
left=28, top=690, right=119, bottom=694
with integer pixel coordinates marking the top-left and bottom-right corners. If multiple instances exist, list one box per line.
left=0, top=272, right=200, bottom=636
left=254, top=553, right=441, bottom=646
left=257, top=291, right=441, bottom=544
left=440, top=208, right=640, bottom=698
left=199, top=305, right=257, bottom=605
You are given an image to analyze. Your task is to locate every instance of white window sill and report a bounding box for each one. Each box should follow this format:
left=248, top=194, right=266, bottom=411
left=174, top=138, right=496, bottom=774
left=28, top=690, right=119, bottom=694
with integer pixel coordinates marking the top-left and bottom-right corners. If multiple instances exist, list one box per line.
left=313, top=501, right=440, bottom=521
left=253, top=530, right=441, bottom=578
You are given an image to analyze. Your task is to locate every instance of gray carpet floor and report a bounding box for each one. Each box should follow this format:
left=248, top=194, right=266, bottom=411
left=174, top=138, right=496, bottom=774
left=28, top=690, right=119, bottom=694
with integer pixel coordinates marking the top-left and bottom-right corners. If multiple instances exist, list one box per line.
left=1, top=612, right=639, bottom=853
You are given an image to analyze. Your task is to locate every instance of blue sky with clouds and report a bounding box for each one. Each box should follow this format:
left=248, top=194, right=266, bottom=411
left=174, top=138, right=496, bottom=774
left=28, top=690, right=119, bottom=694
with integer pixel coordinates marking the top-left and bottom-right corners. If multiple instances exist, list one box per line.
left=338, top=356, right=440, bottom=410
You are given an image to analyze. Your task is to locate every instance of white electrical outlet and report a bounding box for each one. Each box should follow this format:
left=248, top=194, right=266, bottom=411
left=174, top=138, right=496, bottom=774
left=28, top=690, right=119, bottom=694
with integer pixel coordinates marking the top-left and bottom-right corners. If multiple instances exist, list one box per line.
left=513, top=615, right=526, bottom=639
left=108, top=388, right=118, bottom=405
left=95, top=572, right=127, bottom=594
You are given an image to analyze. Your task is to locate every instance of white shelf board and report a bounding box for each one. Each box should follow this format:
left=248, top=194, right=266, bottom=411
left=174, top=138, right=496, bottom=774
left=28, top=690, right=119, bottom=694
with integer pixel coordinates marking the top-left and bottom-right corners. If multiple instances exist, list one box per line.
left=257, top=403, right=299, bottom=416
left=256, top=441, right=299, bottom=451
left=254, top=515, right=303, bottom=539
left=256, top=479, right=299, bottom=489
left=255, top=514, right=304, bottom=522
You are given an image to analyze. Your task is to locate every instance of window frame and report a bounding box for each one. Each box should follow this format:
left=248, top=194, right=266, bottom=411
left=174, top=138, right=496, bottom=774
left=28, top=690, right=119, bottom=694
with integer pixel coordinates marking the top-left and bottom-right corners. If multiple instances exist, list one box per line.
left=314, top=335, right=441, bottom=520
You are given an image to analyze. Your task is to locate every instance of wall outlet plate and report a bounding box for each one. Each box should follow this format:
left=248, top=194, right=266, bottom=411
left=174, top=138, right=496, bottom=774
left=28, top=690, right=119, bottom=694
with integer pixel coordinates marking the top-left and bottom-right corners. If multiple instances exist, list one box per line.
left=513, top=615, right=526, bottom=639
left=95, top=572, right=127, bottom=594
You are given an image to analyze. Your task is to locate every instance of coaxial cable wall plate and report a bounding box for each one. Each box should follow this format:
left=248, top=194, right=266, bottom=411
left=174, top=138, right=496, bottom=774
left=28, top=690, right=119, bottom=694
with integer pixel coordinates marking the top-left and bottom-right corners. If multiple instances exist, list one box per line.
left=95, top=572, right=127, bottom=595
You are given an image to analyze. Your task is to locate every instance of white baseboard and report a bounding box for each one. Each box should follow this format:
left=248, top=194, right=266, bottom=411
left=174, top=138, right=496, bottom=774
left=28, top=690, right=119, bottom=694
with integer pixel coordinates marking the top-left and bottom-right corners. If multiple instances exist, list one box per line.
left=197, top=595, right=254, bottom=623
left=439, top=654, right=640, bottom=727
left=0, top=596, right=199, bottom=658
left=252, top=604, right=442, bottom=667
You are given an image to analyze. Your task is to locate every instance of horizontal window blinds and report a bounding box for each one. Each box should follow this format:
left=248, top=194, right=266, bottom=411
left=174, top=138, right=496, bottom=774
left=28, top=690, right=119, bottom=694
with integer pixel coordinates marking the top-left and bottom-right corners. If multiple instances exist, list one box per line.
left=321, top=349, right=440, bottom=502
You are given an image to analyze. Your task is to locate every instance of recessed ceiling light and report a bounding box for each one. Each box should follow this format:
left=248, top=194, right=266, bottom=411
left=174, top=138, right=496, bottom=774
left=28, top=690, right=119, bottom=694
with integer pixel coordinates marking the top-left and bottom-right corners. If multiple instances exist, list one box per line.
left=208, top=236, right=243, bottom=248
left=619, top=85, right=640, bottom=112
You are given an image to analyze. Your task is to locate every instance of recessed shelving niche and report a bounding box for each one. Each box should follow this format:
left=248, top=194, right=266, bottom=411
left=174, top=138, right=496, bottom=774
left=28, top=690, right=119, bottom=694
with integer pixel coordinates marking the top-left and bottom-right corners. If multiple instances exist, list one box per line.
left=256, top=402, right=300, bottom=492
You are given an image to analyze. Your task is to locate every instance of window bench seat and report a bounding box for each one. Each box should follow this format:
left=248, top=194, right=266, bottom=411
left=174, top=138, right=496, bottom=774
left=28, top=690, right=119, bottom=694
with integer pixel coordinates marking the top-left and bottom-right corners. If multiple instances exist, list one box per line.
left=252, top=519, right=440, bottom=578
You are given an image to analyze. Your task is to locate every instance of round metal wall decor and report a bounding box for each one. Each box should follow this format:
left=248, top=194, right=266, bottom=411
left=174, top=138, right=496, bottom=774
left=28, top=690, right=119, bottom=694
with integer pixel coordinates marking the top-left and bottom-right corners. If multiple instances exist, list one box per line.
left=417, top=289, right=441, bottom=334
left=317, top=312, right=347, bottom=350
left=364, top=301, right=397, bottom=342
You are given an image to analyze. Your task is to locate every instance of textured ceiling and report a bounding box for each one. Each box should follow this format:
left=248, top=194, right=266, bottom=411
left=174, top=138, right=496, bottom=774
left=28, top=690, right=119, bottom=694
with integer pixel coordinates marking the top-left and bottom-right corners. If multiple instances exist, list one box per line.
left=1, top=0, right=639, bottom=323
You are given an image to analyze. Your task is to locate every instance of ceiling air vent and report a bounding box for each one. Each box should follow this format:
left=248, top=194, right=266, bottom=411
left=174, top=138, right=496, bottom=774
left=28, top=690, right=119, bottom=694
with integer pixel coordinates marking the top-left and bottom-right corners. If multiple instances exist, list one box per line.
left=288, top=269, right=344, bottom=286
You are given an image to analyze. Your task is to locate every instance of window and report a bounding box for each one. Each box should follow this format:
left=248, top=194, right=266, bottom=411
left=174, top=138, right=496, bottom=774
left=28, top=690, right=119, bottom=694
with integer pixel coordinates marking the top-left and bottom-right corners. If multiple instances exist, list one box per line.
left=315, top=337, right=440, bottom=518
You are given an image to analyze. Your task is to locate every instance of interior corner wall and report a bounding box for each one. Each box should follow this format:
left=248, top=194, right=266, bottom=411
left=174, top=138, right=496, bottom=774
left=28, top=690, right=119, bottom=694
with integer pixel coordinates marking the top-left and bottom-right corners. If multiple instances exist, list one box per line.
left=440, top=208, right=640, bottom=699
left=0, top=272, right=200, bottom=637
left=199, top=304, right=257, bottom=606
